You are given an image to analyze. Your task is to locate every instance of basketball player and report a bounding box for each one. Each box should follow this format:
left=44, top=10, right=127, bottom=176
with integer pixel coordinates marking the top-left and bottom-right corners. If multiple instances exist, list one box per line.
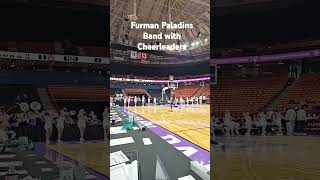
left=170, top=91, right=176, bottom=111
left=78, top=109, right=88, bottom=142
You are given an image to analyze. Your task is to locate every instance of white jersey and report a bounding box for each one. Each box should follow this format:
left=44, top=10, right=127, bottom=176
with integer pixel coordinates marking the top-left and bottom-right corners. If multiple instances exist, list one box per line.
left=258, top=113, right=267, bottom=126
left=266, top=111, right=274, bottom=120
left=245, top=115, right=252, bottom=127
left=297, top=109, right=307, bottom=121
left=285, top=109, right=296, bottom=121
left=275, top=112, right=283, bottom=126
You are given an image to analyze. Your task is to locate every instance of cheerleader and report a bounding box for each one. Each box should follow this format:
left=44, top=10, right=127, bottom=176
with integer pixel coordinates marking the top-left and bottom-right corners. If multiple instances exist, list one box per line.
left=142, top=95, right=145, bottom=106
left=223, top=111, right=238, bottom=136
left=78, top=109, right=87, bottom=142
left=102, top=107, right=109, bottom=141
left=128, top=96, right=131, bottom=107
left=258, top=112, right=267, bottom=136
left=275, top=110, right=283, bottom=135
left=179, top=97, right=184, bottom=106
left=244, top=112, right=252, bottom=136
left=43, top=111, right=53, bottom=145
left=186, top=97, right=189, bottom=106
left=56, top=110, right=65, bottom=143
left=147, top=96, right=151, bottom=105
left=134, top=96, right=138, bottom=107
left=124, top=96, right=127, bottom=107
left=89, top=111, right=98, bottom=125
left=153, top=97, right=157, bottom=106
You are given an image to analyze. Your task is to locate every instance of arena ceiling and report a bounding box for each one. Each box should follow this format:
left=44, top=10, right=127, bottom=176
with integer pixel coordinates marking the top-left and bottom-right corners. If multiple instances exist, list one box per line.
left=110, top=0, right=210, bottom=53
left=212, top=0, right=320, bottom=49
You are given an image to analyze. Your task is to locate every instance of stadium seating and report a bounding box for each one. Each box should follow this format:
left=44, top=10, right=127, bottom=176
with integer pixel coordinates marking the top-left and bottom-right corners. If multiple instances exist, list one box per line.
left=275, top=73, right=320, bottom=110
left=194, top=84, right=210, bottom=97
left=212, top=76, right=288, bottom=118
left=174, top=85, right=199, bottom=98
left=124, top=88, right=147, bottom=95
left=48, top=85, right=108, bottom=101
left=0, top=85, right=41, bottom=112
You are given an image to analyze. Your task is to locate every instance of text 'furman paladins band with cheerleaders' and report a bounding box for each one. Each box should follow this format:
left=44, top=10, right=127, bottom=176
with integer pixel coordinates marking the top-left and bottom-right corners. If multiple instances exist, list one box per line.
left=131, top=22, right=193, bottom=51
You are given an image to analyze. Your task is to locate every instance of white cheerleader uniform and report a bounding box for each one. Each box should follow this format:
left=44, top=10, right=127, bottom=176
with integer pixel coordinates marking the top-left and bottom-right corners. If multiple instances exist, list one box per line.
left=78, top=115, right=87, bottom=128
left=44, top=115, right=52, bottom=130
left=56, top=116, right=64, bottom=129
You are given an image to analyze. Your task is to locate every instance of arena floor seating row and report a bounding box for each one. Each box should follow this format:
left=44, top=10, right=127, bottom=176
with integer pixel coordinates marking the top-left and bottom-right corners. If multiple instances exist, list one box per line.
left=212, top=76, right=288, bottom=118
left=48, top=85, right=108, bottom=102
left=275, top=73, right=320, bottom=110
left=124, top=88, right=147, bottom=95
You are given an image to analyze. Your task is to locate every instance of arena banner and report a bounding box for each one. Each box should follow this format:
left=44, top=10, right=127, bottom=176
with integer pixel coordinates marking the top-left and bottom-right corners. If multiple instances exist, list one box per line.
left=211, top=49, right=320, bottom=64
left=0, top=51, right=109, bottom=64
left=130, top=50, right=148, bottom=63
left=110, top=77, right=210, bottom=83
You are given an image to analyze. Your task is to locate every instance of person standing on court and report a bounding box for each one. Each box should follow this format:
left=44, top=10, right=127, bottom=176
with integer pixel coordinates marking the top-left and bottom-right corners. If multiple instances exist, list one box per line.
left=296, top=105, right=307, bottom=133
left=285, top=106, right=297, bottom=135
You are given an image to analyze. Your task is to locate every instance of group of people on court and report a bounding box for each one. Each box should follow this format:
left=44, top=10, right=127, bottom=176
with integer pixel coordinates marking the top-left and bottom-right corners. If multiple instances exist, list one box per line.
left=0, top=106, right=109, bottom=145
left=111, top=93, right=207, bottom=107
left=43, top=106, right=109, bottom=144
left=212, top=105, right=309, bottom=136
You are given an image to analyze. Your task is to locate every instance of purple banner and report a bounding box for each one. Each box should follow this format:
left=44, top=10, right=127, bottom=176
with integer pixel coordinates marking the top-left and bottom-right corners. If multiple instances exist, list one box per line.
left=123, top=108, right=210, bottom=165
left=211, top=49, right=320, bottom=65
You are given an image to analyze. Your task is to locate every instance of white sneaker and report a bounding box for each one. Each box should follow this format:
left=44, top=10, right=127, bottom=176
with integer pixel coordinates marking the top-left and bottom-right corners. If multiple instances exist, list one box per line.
left=80, top=138, right=84, bottom=143
left=57, top=139, right=62, bottom=143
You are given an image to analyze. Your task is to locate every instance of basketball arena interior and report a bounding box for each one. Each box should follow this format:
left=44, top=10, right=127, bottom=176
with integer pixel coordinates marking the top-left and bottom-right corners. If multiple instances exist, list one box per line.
left=0, top=1, right=109, bottom=179
left=212, top=0, right=320, bottom=179
left=110, top=0, right=210, bottom=179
